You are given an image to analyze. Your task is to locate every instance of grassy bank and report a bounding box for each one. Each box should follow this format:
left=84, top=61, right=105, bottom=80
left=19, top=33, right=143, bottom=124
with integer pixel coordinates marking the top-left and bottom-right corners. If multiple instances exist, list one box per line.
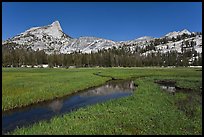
left=2, top=68, right=110, bottom=111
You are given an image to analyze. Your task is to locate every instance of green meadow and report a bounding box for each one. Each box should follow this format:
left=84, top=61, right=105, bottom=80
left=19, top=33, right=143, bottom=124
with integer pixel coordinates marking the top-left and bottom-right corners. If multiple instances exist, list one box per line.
left=2, top=67, right=202, bottom=135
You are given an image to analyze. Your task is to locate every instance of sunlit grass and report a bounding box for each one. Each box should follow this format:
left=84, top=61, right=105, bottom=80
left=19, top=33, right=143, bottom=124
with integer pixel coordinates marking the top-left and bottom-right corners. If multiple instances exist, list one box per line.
left=2, top=68, right=110, bottom=111
left=2, top=67, right=202, bottom=135
left=11, top=76, right=202, bottom=135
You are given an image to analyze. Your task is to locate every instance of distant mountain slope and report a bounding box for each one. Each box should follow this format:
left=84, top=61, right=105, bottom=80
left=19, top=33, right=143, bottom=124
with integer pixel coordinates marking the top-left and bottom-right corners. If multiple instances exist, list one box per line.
left=3, top=21, right=72, bottom=54
left=2, top=21, right=202, bottom=56
left=60, top=37, right=120, bottom=54
left=164, top=29, right=191, bottom=38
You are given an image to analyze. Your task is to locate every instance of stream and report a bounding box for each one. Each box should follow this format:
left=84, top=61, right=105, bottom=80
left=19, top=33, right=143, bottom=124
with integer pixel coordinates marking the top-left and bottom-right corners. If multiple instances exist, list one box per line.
left=2, top=80, right=136, bottom=134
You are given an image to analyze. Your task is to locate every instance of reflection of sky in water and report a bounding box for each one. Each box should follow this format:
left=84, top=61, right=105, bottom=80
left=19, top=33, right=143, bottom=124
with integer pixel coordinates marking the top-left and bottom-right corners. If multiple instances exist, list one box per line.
left=48, top=100, right=63, bottom=113
left=80, top=81, right=135, bottom=96
left=2, top=80, right=136, bottom=134
left=160, top=85, right=176, bottom=93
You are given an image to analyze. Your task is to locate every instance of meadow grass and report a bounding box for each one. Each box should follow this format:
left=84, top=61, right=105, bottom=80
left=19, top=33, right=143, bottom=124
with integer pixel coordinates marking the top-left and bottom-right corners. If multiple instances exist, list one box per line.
left=11, top=76, right=202, bottom=135
left=2, top=67, right=202, bottom=135
left=2, top=68, right=110, bottom=111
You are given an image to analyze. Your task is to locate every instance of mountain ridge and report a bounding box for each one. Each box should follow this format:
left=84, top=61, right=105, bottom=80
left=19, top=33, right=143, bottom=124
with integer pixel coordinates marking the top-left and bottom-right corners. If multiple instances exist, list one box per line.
left=2, top=21, right=202, bottom=55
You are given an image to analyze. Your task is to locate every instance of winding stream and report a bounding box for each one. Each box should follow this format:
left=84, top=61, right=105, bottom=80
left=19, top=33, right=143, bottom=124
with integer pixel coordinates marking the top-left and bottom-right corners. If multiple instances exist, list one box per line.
left=2, top=80, right=136, bottom=134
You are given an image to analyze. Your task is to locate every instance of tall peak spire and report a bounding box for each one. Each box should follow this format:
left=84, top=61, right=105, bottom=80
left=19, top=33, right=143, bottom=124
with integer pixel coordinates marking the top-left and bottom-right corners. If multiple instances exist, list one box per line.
left=51, top=20, right=62, bottom=31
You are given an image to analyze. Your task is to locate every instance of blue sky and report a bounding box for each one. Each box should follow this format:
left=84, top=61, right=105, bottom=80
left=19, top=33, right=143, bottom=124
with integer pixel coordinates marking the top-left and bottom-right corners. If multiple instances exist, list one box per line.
left=2, top=2, right=202, bottom=41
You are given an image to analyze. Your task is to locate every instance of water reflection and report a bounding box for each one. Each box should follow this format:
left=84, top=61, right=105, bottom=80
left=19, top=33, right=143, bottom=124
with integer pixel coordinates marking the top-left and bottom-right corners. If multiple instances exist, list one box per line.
left=155, top=80, right=176, bottom=94
left=160, top=85, right=176, bottom=93
left=80, top=81, right=135, bottom=96
left=2, top=80, right=136, bottom=134
left=48, top=100, right=63, bottom=113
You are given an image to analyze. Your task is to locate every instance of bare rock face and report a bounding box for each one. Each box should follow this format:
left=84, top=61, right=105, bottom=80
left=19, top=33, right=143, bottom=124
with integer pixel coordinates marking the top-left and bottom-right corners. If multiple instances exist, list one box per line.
left=2, top=20, right=202, bottom=57
left=51, top=21, right=62, bottom=32
left=164, top=29, right=191, bottom=38
left=2, top=21, right=72, bottom=54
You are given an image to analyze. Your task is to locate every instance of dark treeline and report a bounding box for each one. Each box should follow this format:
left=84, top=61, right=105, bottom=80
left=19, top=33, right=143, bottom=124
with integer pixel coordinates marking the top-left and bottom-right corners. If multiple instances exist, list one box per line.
left=2, top=32, right=202, bottom=68
left=2, top=44, right=202, bottom=68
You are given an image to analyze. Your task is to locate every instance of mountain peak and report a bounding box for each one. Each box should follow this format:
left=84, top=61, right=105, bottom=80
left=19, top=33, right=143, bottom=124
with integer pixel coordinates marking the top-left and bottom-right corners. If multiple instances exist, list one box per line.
left=165, top=29, right=191, bottom=38
left=179, top=29, right=191, bottom=35
left=51, top=20, right=62, bottom=32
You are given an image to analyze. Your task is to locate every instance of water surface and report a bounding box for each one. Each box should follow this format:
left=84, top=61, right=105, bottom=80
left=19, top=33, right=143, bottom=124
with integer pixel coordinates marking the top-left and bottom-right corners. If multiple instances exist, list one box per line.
left=2, top=80, right=136, bottom=134
left=155, top=80, right=176, bottom=94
